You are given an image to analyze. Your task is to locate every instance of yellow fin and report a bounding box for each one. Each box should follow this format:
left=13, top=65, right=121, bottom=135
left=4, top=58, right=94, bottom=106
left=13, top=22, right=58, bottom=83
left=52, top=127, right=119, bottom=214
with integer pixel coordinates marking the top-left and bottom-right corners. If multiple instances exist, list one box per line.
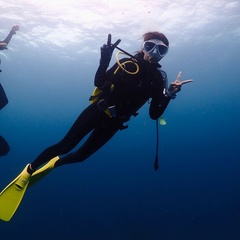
left=159, top=116, right=167, bottom=126
left=29, top=156, right=59, bottom=187
left=0, top=164, right=31, bottom=222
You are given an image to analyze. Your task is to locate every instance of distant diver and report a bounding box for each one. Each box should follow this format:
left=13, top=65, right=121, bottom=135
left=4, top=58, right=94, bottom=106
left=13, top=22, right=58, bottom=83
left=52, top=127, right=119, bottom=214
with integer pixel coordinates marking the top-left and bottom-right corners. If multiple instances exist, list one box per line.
left=0, top=25, right=20, bottom=157
left=0, top=32, right=193, bottom=221
left=0, top=25, right=20, bottom=108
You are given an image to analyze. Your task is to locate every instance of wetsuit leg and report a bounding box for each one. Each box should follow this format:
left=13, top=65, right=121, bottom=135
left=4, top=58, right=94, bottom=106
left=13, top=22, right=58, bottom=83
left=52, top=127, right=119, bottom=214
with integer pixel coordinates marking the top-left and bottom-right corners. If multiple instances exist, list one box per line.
left=55, top=115, right=121, bottom=167
left=0, top=135, right=10, bottom=156
left=30, top=102, right=103, bottom=170
left=0, top=83, right=8, bottom=109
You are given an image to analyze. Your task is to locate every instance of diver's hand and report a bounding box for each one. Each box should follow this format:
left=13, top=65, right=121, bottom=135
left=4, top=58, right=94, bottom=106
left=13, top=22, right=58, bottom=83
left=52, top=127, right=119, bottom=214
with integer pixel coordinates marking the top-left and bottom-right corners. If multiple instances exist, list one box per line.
left=100, top=34, right=121, bottom=67
left=12, top=25, right=20, bottom=32
left=168, top=71, right=193, bottom=97
left=11, top=25, right=20, bottom=34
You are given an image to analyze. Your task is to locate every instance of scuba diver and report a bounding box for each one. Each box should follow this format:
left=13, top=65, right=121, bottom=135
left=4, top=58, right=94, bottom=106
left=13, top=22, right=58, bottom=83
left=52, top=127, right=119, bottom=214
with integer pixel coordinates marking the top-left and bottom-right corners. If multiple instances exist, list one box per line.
left=0, top=32, right=193, bottom=221
left=0, top=25, right=19, bottom=157
left=0, top=25, right=20, bottom=108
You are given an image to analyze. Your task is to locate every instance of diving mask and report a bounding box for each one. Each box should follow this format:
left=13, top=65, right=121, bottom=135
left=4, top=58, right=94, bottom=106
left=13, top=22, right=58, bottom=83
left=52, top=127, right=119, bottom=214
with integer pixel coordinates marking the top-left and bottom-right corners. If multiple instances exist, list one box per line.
left=143, top=39, right=168, bottom=62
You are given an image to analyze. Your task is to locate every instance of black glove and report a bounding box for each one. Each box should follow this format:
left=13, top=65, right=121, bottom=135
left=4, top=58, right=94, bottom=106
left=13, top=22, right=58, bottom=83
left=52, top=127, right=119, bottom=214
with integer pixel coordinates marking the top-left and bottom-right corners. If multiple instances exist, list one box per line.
left=10, top=25, right=20, bottom=35
left=100, top=34, right=121, bottom=67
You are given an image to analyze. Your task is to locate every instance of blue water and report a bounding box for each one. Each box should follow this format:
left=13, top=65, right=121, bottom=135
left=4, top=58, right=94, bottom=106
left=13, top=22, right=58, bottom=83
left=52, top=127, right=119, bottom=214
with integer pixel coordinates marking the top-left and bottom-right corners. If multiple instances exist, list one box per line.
left=1, top=1, right=240, bottom=239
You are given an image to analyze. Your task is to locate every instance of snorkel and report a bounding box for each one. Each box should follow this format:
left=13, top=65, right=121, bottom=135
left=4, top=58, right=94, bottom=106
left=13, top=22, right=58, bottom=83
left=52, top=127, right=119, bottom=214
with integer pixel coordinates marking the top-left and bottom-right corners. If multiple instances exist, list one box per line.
left=114, top=45, right=137, bottom=60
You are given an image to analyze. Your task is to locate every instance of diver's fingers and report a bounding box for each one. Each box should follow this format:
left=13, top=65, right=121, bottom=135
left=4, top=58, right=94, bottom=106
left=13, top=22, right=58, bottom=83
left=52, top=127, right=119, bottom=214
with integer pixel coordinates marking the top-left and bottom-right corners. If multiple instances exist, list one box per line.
left=107, top=34, right=112, bottom=46
left=181, top=79, right=193, bottom=85
left=176, top=71, right=182, bottom=81
left=112, top=39, right=121, bottom=48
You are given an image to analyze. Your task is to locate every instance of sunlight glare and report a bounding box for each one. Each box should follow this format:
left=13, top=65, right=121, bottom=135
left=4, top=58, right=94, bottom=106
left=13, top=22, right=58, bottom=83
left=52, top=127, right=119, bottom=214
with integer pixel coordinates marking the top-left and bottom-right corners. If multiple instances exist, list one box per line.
left=30, top=0, right=79, bottom=7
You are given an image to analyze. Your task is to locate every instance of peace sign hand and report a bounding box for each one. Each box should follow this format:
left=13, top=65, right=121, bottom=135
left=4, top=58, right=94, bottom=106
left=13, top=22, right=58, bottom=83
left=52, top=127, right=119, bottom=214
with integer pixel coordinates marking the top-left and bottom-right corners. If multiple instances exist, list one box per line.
left=100, top=34, right=121, bottom=67
left=168, top=71, right=193, bottom=98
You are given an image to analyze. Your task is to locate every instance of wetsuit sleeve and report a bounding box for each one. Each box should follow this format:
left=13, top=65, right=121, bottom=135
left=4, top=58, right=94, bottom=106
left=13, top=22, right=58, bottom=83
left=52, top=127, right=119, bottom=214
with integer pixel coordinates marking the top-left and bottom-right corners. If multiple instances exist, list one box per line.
left=149, top=71, right=171, bottom=120
left=94, top=64, right=108, bottom=88
left=94, top=58, right=127, bottom=89
left=0, top=27, right=17, bottom=50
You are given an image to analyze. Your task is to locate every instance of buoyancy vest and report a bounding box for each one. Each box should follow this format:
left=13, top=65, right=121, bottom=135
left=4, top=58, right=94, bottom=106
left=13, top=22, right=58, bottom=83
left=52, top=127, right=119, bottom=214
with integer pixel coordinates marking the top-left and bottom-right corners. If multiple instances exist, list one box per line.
left=89, top=52, right=139, bottom=118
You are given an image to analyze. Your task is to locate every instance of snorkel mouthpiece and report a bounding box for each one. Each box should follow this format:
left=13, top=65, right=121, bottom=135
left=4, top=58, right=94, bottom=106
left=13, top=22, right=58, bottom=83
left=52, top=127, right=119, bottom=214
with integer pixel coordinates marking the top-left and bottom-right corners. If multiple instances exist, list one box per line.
left=149, top=51, right=162, bottom=63
left=150, top=57, right=160, bottom=64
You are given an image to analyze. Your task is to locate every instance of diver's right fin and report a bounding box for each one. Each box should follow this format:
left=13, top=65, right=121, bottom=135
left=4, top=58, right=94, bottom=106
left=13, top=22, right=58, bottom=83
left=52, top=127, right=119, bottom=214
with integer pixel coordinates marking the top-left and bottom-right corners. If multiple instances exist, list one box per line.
left=28, top=156, right=59, bottom=187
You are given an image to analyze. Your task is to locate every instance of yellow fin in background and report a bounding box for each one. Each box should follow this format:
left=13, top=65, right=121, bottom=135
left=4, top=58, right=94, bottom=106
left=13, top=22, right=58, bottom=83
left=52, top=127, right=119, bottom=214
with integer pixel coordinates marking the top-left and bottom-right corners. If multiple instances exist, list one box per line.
left=159, top=116, right=167, bottom=126
left=29, top=156, right=59, bottom=187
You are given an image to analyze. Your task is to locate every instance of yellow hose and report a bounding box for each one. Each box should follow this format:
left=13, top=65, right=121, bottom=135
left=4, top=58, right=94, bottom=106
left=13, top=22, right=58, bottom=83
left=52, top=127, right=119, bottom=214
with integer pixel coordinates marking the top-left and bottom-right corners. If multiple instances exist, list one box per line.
left=115, top=51, right=139, bottom=75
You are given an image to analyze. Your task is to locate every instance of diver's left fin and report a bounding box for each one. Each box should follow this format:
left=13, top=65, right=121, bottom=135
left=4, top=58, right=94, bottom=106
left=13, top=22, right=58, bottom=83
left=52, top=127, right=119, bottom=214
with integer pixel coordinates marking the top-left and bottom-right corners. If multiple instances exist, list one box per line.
left=0, top=164, right=31, bottom=222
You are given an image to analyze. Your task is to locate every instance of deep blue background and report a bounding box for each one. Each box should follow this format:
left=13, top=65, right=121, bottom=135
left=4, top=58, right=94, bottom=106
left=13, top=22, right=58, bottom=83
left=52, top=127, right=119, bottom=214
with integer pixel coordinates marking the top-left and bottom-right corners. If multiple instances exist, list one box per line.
left=1, top=1, right=240, bottom=239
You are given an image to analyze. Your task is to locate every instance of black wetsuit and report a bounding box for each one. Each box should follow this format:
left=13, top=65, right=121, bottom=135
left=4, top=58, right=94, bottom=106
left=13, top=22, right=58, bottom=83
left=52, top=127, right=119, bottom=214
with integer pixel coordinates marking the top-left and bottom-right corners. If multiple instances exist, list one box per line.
left=30, top=53, right=171, bottom=170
